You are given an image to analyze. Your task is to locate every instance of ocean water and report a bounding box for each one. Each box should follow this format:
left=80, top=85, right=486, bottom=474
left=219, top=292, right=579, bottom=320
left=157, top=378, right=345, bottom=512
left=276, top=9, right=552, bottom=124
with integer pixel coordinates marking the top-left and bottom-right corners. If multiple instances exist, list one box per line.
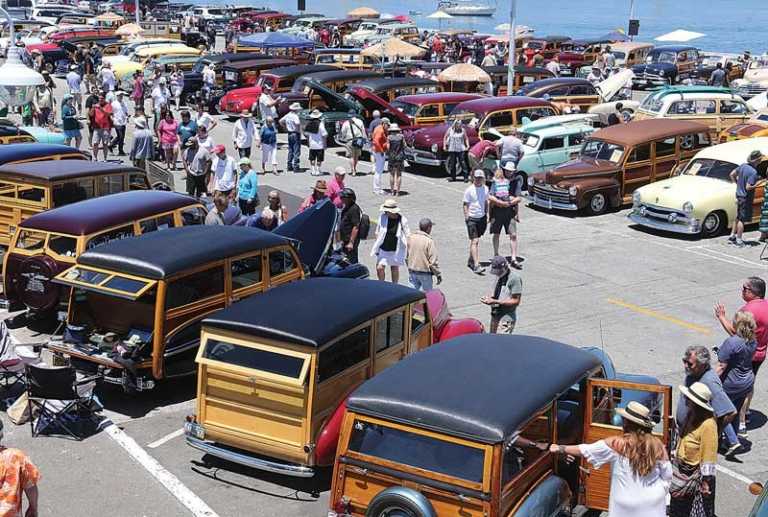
left=212, top=0, right=767, bottom=54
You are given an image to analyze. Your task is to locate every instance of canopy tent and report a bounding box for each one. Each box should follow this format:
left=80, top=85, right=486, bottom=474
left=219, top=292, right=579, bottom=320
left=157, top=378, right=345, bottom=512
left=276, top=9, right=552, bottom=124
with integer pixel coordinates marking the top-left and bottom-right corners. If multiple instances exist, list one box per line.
left=654, top=29, right=705, bottom=42
left=237, top=32, right=314, bottom=49
left=115, top=23, right=144, bottom=37
left=598, top=29, right=629, bottom=42
left=347, top=7, right=380, bottom=19
left=360, top=37, right=426, bottom=59
left=94, top=12, right=125, bottom=27
left=427, top=10, right=452, bottom=29
left=438, top=63, right=491, bottom=83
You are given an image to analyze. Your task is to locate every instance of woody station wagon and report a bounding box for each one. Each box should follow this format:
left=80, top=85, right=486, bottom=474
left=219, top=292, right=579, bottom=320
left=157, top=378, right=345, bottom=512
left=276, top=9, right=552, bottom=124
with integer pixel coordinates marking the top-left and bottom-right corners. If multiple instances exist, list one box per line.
left=330, top=335, right=672, bottom=517
left=184, top=278, right=483, bottom=477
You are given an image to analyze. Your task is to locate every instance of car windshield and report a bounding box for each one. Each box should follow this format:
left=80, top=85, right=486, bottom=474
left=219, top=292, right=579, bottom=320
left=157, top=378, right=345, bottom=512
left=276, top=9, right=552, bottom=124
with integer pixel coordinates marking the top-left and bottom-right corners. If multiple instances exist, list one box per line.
left=448, top=108, right=482, bottom=123
left=349, top=420, right=485, bottom=483
left=612, top=51, right=626, bottom=59
left=581, top=139, right=624, bottom=163
left=207, top=8, right=225, bottom=15
left=682, top=158, right=736, bottom=181
left=390, top=101, right=419, bottom=117
left=640, top=93, right=664, bottom=113
left=649, top=51, right=677, bottom=64
left=519, top=132, right=540, bottom=148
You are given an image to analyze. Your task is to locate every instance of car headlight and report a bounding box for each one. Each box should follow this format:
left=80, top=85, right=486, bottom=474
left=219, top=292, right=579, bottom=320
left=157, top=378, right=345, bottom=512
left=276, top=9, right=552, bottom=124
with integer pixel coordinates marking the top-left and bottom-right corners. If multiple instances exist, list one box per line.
left=430, top=144, right=438, bottom=153
left=527, top=176, right=535, bottom=186
left=682, top=201, right=694, bottom=214
left=568, top=186, right=578, bottom=196
left=632, top=191, right=641, bottom=206
left=658, top=70, right=665, bottom=77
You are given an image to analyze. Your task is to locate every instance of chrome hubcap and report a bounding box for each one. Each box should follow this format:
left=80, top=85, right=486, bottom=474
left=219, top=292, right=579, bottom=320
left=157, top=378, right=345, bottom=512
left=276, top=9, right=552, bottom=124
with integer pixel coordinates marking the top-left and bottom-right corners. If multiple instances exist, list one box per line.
left=704, top=213, right=719, bottom=232
left=591, top=194, right=606, bottom=213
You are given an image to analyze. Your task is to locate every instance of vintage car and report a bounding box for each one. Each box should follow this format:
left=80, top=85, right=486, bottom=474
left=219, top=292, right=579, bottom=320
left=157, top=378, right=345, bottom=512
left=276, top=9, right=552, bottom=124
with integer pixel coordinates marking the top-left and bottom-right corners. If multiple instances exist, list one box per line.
left=275, top=69, right=382, bottom=118
left=405, top=96, right=558, bottom=171
left=732, top=55, right=768, bottom=100
left=314, top=48, right=376, bottom=70
left=631, top=45, right=700, bottom=88
left=689, top=52, right=745, bottom=85
left=180, top=52, right=269, bottom=106
left=719, top=109, right=768, bottom=142
left=609, top=41, right=654, bottom=67
left=2, top=191, right=205, bottom=314
left=633, top=86, right=752, bottom=139
left=138, top=20, right=183, bottom=40
left=482, top=65, right=555, bottom=96
left=101, top=38, right=189, bottom=66
left=628, top=137, right=768, bottom=237
left=391, top=92, right=484, bottom=127
left=0, top=125, right=36, bottom=145
left=528, top=119, right=711, bottom=215
left=346, top=77, right=442, bottom=104
left=279, top=15, right=328, bottom=37
left=184, top=278, right=483, bottom=477
left=112, top=45, right=202, bottom=83
left=329, top=334, right=671, bottom=517
left=556, top=38, right=611, bottom=76
left=362, top=22, right=420, bottom=46
left=523, top=35, right=571, bottom=60
left=219, top=58, right=296, bottom=91
left=120, top=54, right=201, bottom=93
left=46, top=27, right=113, bottom=43
left=345, top=19, right=401, bottom=47
left=515, top=77, right=602, bottom=113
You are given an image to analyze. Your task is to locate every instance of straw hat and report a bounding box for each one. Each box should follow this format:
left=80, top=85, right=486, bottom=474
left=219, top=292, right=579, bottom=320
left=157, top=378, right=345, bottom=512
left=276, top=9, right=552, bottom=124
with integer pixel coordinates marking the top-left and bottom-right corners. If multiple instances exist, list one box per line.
left=616, top=401, right=654, bottom=429
left=310, top=109, right=322, bottom=119
left=380, top=198, right=400, bottom=214
left=679, top=382, right=713, bottom=412
left=313, top=179, right=328, bottom=192
left=289, top=102, right=302, bottom=111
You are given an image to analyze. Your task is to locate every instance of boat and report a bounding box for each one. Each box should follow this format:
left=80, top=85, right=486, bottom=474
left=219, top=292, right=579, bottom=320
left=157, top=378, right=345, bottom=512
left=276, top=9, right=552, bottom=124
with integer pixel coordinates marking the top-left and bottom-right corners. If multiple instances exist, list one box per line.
left=437, top=0, right=495, bottom=17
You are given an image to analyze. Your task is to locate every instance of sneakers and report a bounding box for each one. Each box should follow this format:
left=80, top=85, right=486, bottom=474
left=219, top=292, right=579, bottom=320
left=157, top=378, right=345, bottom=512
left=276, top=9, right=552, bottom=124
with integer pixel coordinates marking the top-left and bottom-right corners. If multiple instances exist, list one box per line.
left=738, top=424, right=748, bottom=438
left=735, top=238, right=745, bottom=247
left=725, top=442, right=742, bottom=457
left=472, top=265, right=486, bottom=275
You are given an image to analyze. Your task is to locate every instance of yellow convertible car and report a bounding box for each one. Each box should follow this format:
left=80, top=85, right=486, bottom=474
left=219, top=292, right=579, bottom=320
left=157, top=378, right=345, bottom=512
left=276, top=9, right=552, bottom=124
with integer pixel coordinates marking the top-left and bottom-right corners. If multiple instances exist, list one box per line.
left=628, top=137, right=768, bottom=237
left=112, top=45, right=202, bottom=84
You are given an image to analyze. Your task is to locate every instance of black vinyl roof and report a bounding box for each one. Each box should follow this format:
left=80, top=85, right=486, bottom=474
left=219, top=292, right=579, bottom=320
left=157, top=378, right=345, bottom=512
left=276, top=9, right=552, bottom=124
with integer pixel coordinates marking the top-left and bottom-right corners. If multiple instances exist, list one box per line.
left=349, top=77, right=438, bottom=92
left=348, top=335, right=602, bottom=444
left=77, top=226, right=288, bottom=280
left=203, top=278, right=425, bottom=347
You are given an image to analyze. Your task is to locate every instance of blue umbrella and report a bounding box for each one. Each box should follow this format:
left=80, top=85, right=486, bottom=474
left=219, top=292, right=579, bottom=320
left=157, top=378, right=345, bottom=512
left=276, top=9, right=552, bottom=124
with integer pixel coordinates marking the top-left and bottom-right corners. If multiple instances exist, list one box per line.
left=236, top=32, right=315, bottom=49
left=598, top=30, right=630, bottom=42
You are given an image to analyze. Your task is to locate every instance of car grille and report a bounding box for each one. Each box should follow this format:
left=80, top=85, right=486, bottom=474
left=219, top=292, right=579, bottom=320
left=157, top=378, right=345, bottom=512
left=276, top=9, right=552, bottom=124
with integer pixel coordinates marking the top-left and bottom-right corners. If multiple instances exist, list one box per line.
left=737, top=84, right=767, bottom=96
left=532, top=183, right=570, bottom=203
left=638, top=203, right=685, bottom=221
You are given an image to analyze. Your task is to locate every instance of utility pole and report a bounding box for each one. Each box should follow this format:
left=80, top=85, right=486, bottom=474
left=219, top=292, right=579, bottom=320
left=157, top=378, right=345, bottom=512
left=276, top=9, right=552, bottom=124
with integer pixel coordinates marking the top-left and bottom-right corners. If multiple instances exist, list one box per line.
left=506, top=0, right=516, bottom=95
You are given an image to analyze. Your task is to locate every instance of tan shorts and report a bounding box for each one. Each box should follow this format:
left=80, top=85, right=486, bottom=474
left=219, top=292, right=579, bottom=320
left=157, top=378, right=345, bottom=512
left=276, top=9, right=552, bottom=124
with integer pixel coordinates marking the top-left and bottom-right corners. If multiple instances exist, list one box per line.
left=346, top=144, right=361, bottom=160
left=91, top=128, right=111, bottom=146
left=491, top=313, right=516, bottom=334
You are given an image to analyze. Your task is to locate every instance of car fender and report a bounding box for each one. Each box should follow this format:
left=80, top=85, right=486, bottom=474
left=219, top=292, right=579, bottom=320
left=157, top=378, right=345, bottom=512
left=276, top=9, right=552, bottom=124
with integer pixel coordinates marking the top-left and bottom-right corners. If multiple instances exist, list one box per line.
left=512, top=473, right=571, bottom=517
left=570, top=176, right=621, bottom=208
left=435, top=317, right=484, bottom=342
left=315, top=396, right=352, bottom=466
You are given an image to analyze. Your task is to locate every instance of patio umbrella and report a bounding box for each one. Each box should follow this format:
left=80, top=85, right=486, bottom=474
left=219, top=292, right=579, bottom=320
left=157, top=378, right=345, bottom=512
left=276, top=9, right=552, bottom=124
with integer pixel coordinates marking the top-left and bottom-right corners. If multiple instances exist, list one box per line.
left=438, top=63, right=491, bottom=83
left=654, top=29, right=705, bottom=42
left=95, top=12, right=124, bottom=22
left=598, top=29, right=629, bottom=42
left=115, top=23, right=144, bottom=37
left=427, top=10, right=452, bottom=29
left=347, top=7, right=380, bottom=19
left=360, top=37, right=426, bottom=59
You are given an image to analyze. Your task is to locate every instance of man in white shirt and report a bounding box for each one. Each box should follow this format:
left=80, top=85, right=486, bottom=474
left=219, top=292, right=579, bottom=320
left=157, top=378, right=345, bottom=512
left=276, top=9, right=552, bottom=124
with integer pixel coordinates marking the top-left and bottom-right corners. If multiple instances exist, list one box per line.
left=202, top=64, right=215, bottom=99
left=258, top=85, right=278, bottom=120
left=66, top=65, right=82, bottom=111
left=194, top=102, right=217, bottom=132
left=210, top=144, right=237, bottom=196
left=279, top=102, right=302, bottom=173
left=545, top=55, right=560, bottom=77
left=463, top=170, right=490, bottom=274
left=150, top=77, right=170, bottom=130
left=340, top=112, right=366, bottom=175
left=232, top=110, right=257, bottom=159
left=99, top=62, right=116, bottom=92
left=196, top=125, right=215, bottom=153
left=110, top=91, right=129, bottom=156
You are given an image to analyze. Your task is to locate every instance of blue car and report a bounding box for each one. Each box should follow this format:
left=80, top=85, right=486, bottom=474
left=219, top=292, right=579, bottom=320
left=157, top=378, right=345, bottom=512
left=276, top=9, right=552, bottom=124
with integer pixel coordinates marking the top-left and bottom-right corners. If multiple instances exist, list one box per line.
left=632, top=45, right=701, bottom=88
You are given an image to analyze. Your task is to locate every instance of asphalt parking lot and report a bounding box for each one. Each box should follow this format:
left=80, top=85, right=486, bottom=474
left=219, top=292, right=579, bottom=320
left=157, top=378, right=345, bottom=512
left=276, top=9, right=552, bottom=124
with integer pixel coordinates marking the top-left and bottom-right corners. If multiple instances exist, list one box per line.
left=3, top=79, right=767, bottom=516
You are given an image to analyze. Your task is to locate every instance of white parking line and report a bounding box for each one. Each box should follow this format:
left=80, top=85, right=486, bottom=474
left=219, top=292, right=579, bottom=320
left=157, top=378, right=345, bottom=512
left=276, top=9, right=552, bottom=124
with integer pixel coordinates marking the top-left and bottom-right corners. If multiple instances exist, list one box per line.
left=148, top=428, right=185, bottom=449
left=104, top=423, right=220, bottom=517
left=717, top=464, right=755, bottom=485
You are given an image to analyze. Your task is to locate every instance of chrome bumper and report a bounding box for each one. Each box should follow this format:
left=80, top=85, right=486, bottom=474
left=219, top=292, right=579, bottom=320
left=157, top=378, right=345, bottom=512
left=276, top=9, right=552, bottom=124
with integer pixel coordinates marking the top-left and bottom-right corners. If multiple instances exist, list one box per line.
left=185, top=436, right=315, bottom=478
left=632, top=75, right=668, bottom=86
left=526, top=193, right=578, bottom=211
left=627, top=212, right=700, bottom=234
left=405, top=149, right=442, bottom=167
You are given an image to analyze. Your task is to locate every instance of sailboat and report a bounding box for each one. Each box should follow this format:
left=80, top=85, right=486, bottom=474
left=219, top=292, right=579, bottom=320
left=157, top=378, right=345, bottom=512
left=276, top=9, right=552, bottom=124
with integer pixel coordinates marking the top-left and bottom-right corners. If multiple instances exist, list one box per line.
left=437, top=0, right=495, bottom=17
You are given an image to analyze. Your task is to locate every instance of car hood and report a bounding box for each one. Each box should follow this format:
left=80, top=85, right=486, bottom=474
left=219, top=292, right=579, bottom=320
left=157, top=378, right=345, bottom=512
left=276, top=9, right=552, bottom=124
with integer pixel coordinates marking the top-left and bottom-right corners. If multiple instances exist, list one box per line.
left=223, top=86, right=261, bottom=99
left=547, top=157, right=617, bottom=183
left=304, top=80, right=361, bottom=113
left=632, top=62, right=676, bottom=75
left=638, top=175, right=734, bottom=208
left=596, top=69, right=634, bottom=101
left=557, top=51, right=584, bottom=63
left=273, top=198, right=337, bottom=274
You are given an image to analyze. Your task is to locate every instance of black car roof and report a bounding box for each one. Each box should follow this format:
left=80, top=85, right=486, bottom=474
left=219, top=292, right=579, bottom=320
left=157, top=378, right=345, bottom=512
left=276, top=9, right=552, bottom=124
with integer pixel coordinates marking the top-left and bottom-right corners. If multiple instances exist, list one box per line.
left=203, top=278, right=425, bottom=347
left=349, top=77, right=438, bottom=92
left=0, top=158, right=128, bottom=182
left=262, top=64, right=340, bottom=78
left=300, top=69, right=380, bottom=82
left=347, top=334, right=602, bottom=444
left=518, top=77, right=594, bottom=94
left=222, top=58, right=295, bottom=70
left=77, top=226, right=289, bottom=280
left=651, top=45, right=698, bottom=53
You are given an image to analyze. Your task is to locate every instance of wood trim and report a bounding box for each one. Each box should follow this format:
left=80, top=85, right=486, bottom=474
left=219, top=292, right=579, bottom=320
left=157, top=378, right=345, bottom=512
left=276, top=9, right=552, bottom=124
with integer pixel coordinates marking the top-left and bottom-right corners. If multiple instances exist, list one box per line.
left=152, top=280, right=166, bottom=379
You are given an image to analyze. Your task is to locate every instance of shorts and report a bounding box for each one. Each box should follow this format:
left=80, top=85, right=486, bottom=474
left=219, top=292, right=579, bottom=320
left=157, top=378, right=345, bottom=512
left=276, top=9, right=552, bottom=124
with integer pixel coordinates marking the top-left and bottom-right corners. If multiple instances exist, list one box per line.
left=737, top=197, right=754, bottom=222
left=63, top=128, right=81, bottom=139
left=375, top=250, right=404, bottom=267
left=161, top=142, right=176, bottom=151
left=490, top=208, right=516, bottom=235
left=491, top=312, right=516, bottom=334
left=309, top=148, right=325, bottom=162
left=466, top=216, right=487, bottom=239
left=91, top=128, right=111, bottom=145
left=346, top=144, right=361, bottom=160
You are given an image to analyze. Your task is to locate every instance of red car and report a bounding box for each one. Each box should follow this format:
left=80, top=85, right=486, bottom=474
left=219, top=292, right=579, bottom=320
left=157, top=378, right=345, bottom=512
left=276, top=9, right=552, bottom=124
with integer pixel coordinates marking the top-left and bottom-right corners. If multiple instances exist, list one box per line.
left=218, top=85, right=262, bottom=118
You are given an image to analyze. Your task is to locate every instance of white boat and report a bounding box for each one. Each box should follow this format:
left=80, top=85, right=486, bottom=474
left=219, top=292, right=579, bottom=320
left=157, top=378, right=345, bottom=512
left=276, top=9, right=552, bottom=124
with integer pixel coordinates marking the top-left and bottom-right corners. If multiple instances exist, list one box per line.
left=437, top=1, right=495, bottom=17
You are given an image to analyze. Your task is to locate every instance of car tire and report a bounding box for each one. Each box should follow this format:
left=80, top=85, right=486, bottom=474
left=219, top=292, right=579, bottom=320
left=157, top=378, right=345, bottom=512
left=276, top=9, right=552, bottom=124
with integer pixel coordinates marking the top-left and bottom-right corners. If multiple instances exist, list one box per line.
left=585, top=192, right=608, bottom=216
left=701, top=210, right=726, bottom=238
left=366, top=487, right=437, bottom=517
left=517, top=171, right=529, bottom=192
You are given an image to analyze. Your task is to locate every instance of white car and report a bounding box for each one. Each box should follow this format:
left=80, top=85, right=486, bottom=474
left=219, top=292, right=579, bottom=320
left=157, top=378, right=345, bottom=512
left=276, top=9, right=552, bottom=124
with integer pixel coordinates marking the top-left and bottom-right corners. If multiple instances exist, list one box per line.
left=732, top=56, right=768, bottom=99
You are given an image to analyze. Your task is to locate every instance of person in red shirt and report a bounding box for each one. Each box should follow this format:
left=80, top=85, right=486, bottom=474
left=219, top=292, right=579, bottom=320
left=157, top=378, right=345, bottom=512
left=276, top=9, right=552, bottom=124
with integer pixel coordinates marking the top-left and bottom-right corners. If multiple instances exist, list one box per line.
left=326, top=166, right=347, bottom=208
left=371, top=119, right=390, bottom=195
left=715, top=276, right=768, bottom=437
left=89, top=92, right=113, bottom=162
left=299, top=179, right=328, bottom=213
left=431, top=36, right=443, bottom=61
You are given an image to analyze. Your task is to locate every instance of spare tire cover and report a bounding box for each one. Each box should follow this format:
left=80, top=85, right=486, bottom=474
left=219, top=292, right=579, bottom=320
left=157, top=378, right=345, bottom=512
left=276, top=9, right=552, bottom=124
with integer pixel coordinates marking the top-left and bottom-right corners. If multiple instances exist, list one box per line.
left=18, top=255, right=61, bottom=311
left=366, top=487, right=437, bottom=517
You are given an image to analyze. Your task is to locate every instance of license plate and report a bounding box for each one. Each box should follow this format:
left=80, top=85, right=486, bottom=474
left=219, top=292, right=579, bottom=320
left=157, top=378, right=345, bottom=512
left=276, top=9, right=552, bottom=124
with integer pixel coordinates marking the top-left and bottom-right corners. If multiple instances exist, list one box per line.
left=184, top=422, right=205, bottom=440
left=224, top=71, right=236, bottom=82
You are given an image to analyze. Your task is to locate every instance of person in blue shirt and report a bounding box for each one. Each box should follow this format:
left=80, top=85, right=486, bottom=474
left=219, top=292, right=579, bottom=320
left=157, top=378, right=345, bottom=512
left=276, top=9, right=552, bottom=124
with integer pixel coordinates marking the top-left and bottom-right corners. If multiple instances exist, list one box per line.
left=729, top=150, right=764, bottom=247
left=176, top=110, right=198, bottom=147
left=259, top=116, right=278, bottom=175
left=237, top=157, right=259, bottom=216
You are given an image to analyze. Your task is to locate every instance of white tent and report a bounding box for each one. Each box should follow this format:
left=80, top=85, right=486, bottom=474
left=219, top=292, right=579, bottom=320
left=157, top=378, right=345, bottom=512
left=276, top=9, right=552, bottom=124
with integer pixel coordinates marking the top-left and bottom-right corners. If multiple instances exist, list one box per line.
left=427, top=10, right=453, bottom=29
left=654, top=29, right=705, bottom=42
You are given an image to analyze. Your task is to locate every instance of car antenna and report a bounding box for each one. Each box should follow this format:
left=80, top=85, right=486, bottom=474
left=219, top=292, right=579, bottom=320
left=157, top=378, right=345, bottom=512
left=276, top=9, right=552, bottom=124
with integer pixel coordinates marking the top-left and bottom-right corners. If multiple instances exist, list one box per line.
left=599, top=319, right=606, bottom=355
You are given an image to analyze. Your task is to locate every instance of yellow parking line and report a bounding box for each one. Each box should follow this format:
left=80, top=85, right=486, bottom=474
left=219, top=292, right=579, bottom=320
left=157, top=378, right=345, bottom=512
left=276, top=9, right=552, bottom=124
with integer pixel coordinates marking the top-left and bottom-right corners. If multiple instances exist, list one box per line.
left=607, top=298, right=712, bottom=335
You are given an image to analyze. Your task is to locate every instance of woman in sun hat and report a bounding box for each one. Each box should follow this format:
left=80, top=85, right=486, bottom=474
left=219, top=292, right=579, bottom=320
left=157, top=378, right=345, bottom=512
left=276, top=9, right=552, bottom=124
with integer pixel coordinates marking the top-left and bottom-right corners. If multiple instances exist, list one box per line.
left=304, top=109, right=328, bottom=176
left=550, top=400, right=671, bottom=517
left=371, top=199, right=410, bottom=284
left=670, top=382, right=718, bottom=517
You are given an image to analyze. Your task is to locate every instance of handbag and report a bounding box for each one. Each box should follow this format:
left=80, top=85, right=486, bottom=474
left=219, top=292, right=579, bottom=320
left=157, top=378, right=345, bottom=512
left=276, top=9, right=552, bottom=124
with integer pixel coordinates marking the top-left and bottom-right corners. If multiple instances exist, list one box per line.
left=670, top=460, right=702, bottom=499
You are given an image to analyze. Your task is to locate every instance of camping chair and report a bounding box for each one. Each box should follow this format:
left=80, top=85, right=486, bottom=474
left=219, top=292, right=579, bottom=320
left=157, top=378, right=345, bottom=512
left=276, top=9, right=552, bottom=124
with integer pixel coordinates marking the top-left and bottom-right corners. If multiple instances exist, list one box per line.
left=0, top=327, right=24, bottom=389
left=25, top=364, right=99, bottom=440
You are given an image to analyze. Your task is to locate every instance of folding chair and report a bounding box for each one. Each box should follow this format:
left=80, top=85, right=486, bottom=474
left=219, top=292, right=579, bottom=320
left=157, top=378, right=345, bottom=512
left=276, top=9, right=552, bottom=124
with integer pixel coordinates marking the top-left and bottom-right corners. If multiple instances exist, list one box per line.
left=25, top=364, right=99, bottom=440
left=0, top=329, right=24, bottom=389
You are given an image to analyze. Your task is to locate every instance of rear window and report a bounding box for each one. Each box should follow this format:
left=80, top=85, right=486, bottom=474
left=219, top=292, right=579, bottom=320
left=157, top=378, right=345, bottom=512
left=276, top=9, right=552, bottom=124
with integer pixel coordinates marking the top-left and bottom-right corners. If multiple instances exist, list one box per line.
left=203, top=339, right=306, bottom=379
left=349, top=420, right=485, bottom=483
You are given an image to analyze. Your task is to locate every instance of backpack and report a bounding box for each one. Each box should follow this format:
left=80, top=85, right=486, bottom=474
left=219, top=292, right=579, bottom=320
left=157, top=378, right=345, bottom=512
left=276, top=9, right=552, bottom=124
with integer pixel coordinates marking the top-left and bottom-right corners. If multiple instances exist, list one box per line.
left=358, top=213, right=371, bottom=240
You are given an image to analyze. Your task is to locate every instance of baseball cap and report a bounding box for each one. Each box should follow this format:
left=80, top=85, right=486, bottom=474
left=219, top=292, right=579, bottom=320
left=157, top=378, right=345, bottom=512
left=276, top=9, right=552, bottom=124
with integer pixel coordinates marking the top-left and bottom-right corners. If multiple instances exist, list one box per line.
left=490, top=256, right=508, bottom=271
left=212, top=144, right=226, bottom=154
left=473, top=169, right=486, bottom=178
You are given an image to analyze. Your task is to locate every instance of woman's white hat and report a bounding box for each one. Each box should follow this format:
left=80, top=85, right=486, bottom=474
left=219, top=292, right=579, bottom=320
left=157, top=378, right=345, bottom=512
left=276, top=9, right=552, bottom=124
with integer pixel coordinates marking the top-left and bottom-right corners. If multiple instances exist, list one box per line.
left=389, top=123, right=401, bottom=132
left=289, top=102, right=302, bottom=111
left=679, top=382, right=714, bottom=412
left=310, top=109, right=322, bottom=119
left=380, top=198, right=401, bottom=214
left=616, top=401, right=654, bottom=429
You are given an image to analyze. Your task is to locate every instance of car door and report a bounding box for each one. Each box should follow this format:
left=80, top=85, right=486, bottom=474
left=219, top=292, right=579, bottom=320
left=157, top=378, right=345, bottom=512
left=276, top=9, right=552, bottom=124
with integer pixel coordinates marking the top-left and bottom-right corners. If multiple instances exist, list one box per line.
left=538, top=135, right=568, bottom=167
left=718, top=99, right=751, bottom=134
left=752, top=159, right=768, bottom=223
left=567, top=84, right=600, bottom=112
left=621, top=142, right=652, bottom=199
left=580, top=378, right=672, bottom=512
left=653, top=137, right=679, bottom=183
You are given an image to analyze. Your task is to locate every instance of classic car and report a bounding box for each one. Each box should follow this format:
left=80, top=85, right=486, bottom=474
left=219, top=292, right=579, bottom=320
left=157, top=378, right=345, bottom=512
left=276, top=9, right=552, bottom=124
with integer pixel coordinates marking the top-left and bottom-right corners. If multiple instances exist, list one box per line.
left=689, top=52, right=745, bottom=85
left=528, top=119, right=711, bottom=215
left=329, top=334, right=671, bottom=517
left=391, top=92, right=485, bottom=127
left=628, top=137, right=768, bottom=237
left=24, top=42, right=67, bottom=74
left=732, top=55, right=768, bottom=100
left=515, top=77, right=601, bottom=113
left=523, top=35, right=571, bottom=60
left=482, top=65, right=555, bottom=95
left=362, top=22, right=420, bottom=46
left=346, top=77, right=442, bottom=104
left=3, top=191, right=206, bottom=314
left=633, top=86, right=752, bottom=139
left=46, top=27, right=113, bottom=43
left=184, top=278, right=483, bottom=477
left=405, top=96, right=558, bottom=171
left=345, top=19, right=401, bottom=47
left=608, top=41, right=654, bottom=67
left=314, top=48, right=376, bottom=70
left=631, top=45, right=700, bottom=88
left=101, top=38, right=189, bottom=66
left=556, top=38, right=611, bottom=76
left=112, top=45, right=202, bottom=84
left=18, top=126, right=65, bottom=145
left=275, top=69, right=382, bottom=118
left=0, top=126, right=36, bottom=145
left=180, top=52, right=269, bottom=106
left=0, top=20, right=52, bottom=57
left=219, top=58, right=295, bottom=91
left=278, top=15, right=328, bottom=37
left=719, top=109, right=768, bottom=142
left=121, top=54, right=201, bottom=93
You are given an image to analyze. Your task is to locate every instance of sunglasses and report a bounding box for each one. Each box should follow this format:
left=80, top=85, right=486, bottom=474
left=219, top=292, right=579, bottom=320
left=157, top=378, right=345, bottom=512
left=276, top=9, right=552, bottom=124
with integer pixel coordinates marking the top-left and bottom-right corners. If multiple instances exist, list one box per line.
left=682, top=358, right=695, bottom=367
